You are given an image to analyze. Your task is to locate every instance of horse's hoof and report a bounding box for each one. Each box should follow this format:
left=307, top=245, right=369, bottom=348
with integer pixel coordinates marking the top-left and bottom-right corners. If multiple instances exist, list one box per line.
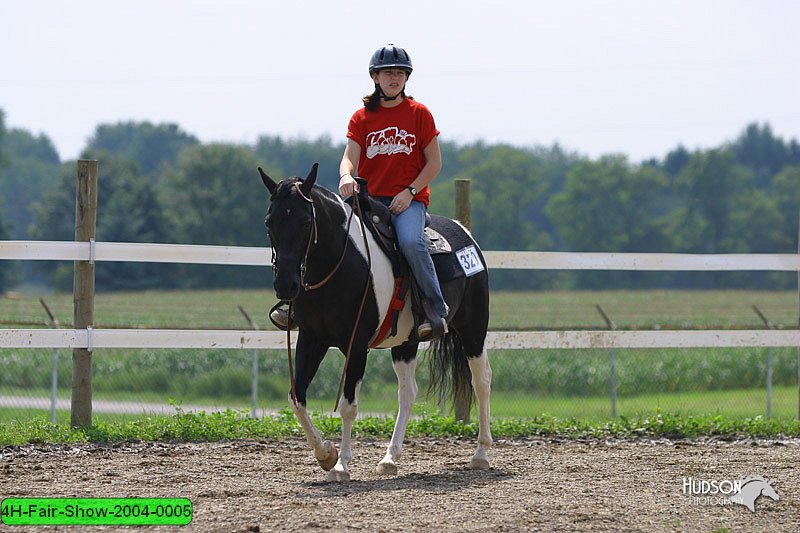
left=326, top=467, right=350, bottom=482
left=376, top=460, right=398, bottom=476
left=316, top=441, right=338, bottom=471
left=469, top=457, right=490, bottom=470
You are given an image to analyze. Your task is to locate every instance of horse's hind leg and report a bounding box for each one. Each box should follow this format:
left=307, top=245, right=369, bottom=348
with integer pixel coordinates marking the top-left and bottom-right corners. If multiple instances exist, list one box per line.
left=454, top=273, right=492, bottom=470
left=377, top=344, right=418, bottom=476
left=467, top=349, right=493, bottom=470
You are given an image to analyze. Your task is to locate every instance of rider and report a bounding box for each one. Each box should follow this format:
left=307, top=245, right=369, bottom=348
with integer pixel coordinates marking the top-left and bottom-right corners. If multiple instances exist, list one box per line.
left=271, top=44, right=448, bottom=340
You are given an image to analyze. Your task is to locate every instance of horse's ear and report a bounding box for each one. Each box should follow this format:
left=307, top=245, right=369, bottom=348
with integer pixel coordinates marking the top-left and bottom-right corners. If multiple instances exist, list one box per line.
left=258, top=167, right=277, bottom=195
left=299, top=162, right=319, bottom=197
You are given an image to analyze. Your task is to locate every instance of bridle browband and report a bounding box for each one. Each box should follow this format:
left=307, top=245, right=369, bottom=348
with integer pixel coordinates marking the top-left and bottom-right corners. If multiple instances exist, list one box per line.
left=273, top=181, right=373, bottom=410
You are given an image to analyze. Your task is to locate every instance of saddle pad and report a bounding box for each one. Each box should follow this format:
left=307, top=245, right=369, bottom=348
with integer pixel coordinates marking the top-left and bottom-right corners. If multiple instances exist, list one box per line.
left=428, top=215, right=487, bottom=283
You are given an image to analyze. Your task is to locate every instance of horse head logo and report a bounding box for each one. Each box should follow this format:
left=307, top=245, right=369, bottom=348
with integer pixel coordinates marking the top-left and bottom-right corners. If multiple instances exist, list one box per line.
left=730, top=476, right=779, bottom=512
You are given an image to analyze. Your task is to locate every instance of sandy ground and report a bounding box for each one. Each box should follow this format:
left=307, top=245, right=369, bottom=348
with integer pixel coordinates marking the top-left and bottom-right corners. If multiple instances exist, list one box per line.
left=1, top=437, right=798, bottom=532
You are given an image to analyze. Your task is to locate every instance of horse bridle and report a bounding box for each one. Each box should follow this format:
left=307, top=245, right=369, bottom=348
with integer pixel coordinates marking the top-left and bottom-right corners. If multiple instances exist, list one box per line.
left=273, top=181, right=372, bottom=410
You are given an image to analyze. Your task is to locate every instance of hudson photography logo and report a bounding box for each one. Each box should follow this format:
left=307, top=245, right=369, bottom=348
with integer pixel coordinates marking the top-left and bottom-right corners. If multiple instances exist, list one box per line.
left=682, top=475, right=779, bottom=512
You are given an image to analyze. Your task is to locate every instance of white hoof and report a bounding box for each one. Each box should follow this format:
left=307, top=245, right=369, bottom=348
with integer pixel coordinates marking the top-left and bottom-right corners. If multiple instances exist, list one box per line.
left=375, top=459, right=398, bottom=476
left=469, top=456, right=490, bottom=470
left=326, top=466, right=350, bottom=482
left=316, top=440, right=338, bottom=471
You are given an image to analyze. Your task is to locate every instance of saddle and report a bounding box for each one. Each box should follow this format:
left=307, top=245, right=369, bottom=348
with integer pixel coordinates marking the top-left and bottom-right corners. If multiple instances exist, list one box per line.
left=349, top=179, right=452, bottom=268
left=347, top=179, right=453, bottom=343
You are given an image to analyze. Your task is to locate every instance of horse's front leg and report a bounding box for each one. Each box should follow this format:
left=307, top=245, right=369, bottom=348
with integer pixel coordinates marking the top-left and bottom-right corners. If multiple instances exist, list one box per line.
left=291, top=334, right=338, bottom=472
left=377, top=345, right=418, bottom=476
left=327, top=346, right=369, bottom=482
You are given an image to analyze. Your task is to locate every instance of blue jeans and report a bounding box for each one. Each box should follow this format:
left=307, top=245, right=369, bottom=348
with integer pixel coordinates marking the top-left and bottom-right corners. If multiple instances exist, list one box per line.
left=376, top=198, right=448, bottom=318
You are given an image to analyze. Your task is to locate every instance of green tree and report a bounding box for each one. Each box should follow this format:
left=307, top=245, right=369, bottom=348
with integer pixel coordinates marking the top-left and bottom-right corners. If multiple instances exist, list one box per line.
left=0, top=211, right=7, bottom=290
left=253, top=135, right=344, bottom=192
left=772, top=166, right=800, bottom=252
left=87, top=121, right=198, bottom=180
left=0, top=129, right=61, bottom=239
left=672, top=149, right=752, bottom=254
left=0, top=109, right=18, bottom=291
left=667, top=148, right=788, bottom=287
left=431, top=145, right=560, bottom=289
left=546, top=155, right=671, bottom=288
left=29, top=152, right=170, bottom=290
left=159, top=143, right=275, bottom=288
left=730, top=122, right=791, bottom=186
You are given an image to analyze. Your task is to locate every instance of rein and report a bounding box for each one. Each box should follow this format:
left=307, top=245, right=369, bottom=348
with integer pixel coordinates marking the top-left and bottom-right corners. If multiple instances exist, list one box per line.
left=282, top=183, right=373, bottom=411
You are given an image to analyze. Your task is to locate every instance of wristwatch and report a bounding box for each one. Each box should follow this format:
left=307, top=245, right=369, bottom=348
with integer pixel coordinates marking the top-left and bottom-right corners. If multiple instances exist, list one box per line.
left=407, top=185, right=417, bottom=196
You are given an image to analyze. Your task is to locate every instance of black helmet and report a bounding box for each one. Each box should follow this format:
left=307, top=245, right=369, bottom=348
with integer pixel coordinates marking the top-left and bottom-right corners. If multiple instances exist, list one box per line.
left=369, top=44, right=413, bottom=75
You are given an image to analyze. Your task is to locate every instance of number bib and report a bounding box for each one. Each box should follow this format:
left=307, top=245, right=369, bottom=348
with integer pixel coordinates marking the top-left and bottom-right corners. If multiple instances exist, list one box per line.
left=455, top=245, right=485, bottom=277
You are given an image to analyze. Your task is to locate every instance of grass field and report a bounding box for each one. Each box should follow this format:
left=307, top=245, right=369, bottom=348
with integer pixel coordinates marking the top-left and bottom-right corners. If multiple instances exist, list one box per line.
left=3, top=383, right=797, bottom=424
left=1, top=289, right=799, bottom=423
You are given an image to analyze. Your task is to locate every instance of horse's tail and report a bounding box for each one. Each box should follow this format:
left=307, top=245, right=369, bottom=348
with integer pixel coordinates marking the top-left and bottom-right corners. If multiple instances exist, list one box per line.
left=427, top=328, right=473, bottom=415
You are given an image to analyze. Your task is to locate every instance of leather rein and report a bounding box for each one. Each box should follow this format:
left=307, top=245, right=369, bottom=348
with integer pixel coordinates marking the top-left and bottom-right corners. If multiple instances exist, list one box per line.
left=281, top=182, right=372, bottom=411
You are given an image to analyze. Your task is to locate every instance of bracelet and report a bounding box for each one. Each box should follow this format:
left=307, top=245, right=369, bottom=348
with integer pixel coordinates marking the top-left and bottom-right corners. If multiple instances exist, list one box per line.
left=340, top=173, right=352, bottom=180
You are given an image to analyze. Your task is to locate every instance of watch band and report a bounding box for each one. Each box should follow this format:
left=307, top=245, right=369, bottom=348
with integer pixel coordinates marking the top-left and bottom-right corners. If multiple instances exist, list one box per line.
left=407, top=185, right=417, bottom=196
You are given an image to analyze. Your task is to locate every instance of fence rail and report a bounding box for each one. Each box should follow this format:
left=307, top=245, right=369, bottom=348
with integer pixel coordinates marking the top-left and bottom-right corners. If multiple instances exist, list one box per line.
left=3, top=240, right=798, bottom=353
left=2, top=327, right=800, bottom=350
left=4, top=161, right=798, bottom=425
left=3, top=240, right=800, bottom=271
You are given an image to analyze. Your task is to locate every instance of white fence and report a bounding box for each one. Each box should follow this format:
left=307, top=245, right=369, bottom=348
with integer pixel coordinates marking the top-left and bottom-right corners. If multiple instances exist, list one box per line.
left=1, top=239, right=799, bottom=350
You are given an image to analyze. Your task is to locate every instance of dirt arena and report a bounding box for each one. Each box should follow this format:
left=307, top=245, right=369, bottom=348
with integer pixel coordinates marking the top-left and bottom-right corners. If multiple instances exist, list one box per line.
left=2, top=437, right=799, bottom=532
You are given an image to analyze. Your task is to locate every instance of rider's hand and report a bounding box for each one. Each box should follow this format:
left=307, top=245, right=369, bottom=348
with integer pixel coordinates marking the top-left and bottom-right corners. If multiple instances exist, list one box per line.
left=339, top=174, right=360, bottom=197
left=389, top=188, right=414, bottom=215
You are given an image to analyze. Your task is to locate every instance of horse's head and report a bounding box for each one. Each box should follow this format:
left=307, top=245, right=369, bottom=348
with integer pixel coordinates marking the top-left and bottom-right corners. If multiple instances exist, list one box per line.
left=259, top=163, right=319, bottom=300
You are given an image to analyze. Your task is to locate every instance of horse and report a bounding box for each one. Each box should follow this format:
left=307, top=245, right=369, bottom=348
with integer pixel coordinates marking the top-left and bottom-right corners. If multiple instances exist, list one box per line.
left=259, top=163, right=493, bottom=481
left=731, top=475, right=779, bottom=512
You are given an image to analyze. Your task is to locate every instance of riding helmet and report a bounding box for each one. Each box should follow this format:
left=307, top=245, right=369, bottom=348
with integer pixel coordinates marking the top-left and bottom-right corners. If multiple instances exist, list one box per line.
left=368, top=44, right=413, bottom=75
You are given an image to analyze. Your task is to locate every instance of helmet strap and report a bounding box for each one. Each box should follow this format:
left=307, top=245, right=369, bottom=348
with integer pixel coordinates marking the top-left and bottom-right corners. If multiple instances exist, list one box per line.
left=375, top=83, right=405, bottom=101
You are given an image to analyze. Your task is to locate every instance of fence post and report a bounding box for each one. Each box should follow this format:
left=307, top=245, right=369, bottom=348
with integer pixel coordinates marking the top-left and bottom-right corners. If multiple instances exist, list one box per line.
left=40, top=299, right=60, bottom=423
left=753, top=305, right=774, bottom=420
left=454, top=179, right=471, bottom=230
left=453, top=179, right=471, bottom=422
left=596, top=305, right=617, bottom=419
left=238, top=305, right=260, bottom=418
left=71, top=160, right=98, bottom=428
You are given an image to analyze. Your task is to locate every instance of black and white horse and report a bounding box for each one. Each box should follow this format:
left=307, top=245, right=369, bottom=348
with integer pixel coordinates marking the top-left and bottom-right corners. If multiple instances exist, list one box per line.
left=259, top=163, right=492, bottom=481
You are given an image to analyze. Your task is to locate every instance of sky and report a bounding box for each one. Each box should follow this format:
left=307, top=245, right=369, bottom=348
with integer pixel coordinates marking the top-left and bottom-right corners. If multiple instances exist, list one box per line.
left=2, top=0, right=798, bottom=164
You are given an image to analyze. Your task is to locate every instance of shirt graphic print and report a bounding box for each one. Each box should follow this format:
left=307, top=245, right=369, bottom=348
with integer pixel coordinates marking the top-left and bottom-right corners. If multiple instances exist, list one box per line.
left=365, top=126, right=417, bottom=159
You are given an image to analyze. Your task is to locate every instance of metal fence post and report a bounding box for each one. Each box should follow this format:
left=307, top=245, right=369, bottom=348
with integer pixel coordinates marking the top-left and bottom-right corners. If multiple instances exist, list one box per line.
left=596, top=304, right=617, bottom=419
left=40, top=298, right=60, bottom=423
left=71, top=160, right=98, bottom=428
left=753, top=305, right=774, bottom=419
left=239, top=305, right=260, bottom=418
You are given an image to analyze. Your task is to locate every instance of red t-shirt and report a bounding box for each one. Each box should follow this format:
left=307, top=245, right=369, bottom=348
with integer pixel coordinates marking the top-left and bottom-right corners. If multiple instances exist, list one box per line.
left=346, top=98, right=440, bottom=206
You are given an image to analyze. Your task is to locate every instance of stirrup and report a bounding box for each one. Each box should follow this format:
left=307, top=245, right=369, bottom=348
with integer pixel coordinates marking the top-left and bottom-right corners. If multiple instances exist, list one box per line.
left=417, top=317, right=447, bottom=340
left=269, top=303, right=297, bottom=331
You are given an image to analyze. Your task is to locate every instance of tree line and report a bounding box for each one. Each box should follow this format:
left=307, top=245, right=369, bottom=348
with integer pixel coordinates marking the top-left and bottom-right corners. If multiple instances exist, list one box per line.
left=0, top=108, right=799, bottom=292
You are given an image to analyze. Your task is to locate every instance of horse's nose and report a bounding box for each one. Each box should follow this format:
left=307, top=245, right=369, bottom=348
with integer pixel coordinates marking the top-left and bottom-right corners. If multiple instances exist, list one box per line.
left=274, top=277, right=300, bottom=301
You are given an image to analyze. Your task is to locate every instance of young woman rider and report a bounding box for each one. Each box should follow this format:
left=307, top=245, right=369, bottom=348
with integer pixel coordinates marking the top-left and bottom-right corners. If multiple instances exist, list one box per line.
left=270, top=44, right=448, bottom=339
left=338, top=44, right=448, bottom=339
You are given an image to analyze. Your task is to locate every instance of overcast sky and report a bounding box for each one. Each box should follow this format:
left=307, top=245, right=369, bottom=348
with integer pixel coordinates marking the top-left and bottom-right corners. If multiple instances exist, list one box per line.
left=2, top=0, right=798, bottom=164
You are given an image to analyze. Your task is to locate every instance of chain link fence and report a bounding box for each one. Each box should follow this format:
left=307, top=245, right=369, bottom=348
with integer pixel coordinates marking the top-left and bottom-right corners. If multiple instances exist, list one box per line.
left=1, top=289, right=798, bottom=423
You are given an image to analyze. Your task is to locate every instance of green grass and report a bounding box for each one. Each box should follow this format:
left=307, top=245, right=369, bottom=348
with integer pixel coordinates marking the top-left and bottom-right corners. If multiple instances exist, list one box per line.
left=4, top=383, right=797, bottom=426
left=2, top=408, right=800, bottom=446
left=4, top=288, right=798, bottom=330
left=2, top=288, right=800, bottom=437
